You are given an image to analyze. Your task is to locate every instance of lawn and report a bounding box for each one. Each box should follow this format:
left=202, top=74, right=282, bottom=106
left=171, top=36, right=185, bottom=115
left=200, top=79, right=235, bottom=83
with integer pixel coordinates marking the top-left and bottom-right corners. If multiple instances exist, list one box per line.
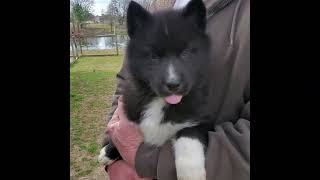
left=81, top=49, right=125, bottom=56
left=70, top=56, right=123, bottom=179
left=70, top=23, right=127, bottom=35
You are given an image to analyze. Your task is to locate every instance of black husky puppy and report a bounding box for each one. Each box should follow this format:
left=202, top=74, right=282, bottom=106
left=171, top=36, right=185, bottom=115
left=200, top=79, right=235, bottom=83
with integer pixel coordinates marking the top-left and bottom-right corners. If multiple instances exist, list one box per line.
left=99, top=0, right=214, bottom=179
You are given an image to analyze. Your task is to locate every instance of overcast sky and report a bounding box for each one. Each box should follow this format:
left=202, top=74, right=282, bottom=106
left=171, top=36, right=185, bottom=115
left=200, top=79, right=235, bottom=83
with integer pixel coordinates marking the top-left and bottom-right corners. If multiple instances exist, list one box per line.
left=92, top=0, right=111, bottom=15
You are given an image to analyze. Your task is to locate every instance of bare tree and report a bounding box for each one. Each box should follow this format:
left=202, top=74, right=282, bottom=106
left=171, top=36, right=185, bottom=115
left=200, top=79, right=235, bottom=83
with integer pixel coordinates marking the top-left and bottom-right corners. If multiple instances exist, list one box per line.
left=106, top=0, right=119, bottom=32
left=118, top=0, right=131, bottom=25
left=104, top=0, right=174, bottom=24
left=150, top=0, right=175, bottom=12
left=106, top=0, right=130, bottom=26
left=136, top=0, right=155, bottom=11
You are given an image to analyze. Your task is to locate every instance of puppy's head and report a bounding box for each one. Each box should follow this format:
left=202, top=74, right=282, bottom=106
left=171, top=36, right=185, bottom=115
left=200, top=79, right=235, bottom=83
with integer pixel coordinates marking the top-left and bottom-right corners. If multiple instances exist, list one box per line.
left=126, top=0, right=210, bottom=104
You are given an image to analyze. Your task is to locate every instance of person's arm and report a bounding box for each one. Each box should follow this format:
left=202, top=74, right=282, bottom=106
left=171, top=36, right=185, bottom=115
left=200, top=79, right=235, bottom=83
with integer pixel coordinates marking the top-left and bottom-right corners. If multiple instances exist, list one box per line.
left=135, top=101, right=250, bottom=180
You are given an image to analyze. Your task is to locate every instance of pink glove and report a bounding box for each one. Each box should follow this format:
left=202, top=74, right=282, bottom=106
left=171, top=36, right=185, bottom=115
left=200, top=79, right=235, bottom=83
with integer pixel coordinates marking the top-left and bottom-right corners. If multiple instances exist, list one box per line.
left=107, top=96, right=143, bottom=167
left=107, top=160, right=150, bottom=180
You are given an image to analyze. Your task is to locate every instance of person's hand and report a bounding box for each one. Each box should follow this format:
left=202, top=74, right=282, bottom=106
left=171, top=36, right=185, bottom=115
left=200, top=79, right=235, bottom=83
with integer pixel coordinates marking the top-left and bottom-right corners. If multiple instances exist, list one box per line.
left=107, top=160, right=150, bottom=180
left=107, top=96, right=144, bottom=167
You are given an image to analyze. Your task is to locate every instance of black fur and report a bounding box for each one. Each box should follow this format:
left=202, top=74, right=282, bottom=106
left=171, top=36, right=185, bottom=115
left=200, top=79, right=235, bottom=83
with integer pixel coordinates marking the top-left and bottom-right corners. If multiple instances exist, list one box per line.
left=105, top=140, right=122, bottom=161
left=102, top=0, right=215, bottom=166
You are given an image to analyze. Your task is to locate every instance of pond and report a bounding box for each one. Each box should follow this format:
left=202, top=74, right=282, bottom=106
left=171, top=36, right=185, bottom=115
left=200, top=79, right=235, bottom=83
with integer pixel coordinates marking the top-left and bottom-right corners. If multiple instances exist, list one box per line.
left=70, top=35, right=129, bottom=52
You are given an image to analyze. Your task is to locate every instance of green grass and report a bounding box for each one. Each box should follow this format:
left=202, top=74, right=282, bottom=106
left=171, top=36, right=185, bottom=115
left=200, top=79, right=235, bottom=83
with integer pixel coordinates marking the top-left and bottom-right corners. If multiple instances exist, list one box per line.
left=71, top=23, right=127, bottom=35
left=70, top=56, right=123, bottom=179
left=81, top=49, right=125, bottom=56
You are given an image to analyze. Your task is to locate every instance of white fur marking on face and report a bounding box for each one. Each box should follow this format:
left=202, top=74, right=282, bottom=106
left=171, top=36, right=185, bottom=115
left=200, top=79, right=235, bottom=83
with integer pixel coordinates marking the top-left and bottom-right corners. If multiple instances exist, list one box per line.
left=174, top=137, right=206, bottom=180
left=98, top=146, right=113, bottom=166
left=168, top=63, right=178, bottom=82
left=140, top=98, right=194, bottom=146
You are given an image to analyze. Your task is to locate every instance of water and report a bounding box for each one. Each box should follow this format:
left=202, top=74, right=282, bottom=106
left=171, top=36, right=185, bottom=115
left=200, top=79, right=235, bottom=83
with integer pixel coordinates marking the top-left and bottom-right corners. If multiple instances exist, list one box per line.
left=70, top=35, right=129, bottom=52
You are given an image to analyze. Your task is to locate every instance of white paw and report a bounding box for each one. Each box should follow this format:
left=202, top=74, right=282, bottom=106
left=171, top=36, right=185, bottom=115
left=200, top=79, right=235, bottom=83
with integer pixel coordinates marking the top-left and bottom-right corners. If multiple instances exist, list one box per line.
left=176, top=164, right=206, bottom=180
left=174, top=137, right=206, bottom=180
left=98, top=146, right=113, bottom=166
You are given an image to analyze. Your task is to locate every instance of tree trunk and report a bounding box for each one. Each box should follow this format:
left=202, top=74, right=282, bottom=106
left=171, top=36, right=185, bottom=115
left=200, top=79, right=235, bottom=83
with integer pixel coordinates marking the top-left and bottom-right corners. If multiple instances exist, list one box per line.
left=119, top=16, right=124, bottom=25
left=72, top=22, right=76, bottom=32
left=71, top=40, right=75, bottom=58
left=110, top=21, right=113, bottom=33
left=76, top=23, right=83, bottom=55
left=115, top=35, right=119, bottom=56
left=77, top=23, right=80, bottom=33
left=79, top=38, right=83, bottom=55
left=71, top=14, right=76, bottom=32
left=72, top=37, right=79, bottom=58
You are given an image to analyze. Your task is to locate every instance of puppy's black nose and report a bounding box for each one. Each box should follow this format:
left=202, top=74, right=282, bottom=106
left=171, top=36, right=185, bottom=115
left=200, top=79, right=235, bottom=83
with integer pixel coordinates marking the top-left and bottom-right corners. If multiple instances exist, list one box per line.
left=166, top=81, right=181, bottom=91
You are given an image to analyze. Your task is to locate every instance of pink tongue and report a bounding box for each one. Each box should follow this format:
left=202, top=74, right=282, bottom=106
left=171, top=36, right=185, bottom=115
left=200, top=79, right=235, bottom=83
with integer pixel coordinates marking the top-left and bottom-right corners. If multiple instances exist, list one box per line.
left=164, top=95, right=183, bottom=104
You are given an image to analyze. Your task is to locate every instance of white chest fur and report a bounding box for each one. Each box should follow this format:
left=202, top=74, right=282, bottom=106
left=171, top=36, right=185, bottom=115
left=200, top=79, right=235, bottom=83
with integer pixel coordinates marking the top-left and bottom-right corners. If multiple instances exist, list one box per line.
left=139, top=97, right=194, bottom=146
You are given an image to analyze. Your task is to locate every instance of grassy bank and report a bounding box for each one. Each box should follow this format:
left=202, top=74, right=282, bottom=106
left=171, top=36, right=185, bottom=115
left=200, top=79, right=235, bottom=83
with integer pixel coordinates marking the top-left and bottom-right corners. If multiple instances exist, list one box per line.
left=70, top=23, right=127, bottom=35
left=70, top=56, right=123, bottom=179
left=80, top=49, right=125, bottom=56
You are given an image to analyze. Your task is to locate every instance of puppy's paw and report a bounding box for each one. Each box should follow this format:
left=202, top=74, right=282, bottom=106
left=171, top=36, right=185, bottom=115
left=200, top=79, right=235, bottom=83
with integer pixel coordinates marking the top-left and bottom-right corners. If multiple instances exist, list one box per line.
left=174, top=137, right=206, bottom=180
left=176, top=163, right=206, bottom=180
left=98, top=146, right=114, bottom=166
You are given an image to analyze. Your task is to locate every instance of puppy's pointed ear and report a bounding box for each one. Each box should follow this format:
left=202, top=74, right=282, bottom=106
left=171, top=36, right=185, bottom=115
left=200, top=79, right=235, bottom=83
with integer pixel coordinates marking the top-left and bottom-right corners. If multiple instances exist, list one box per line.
left=182, top=0, right=207, bottom=31
left=127, top=1, right=152, bottom=38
